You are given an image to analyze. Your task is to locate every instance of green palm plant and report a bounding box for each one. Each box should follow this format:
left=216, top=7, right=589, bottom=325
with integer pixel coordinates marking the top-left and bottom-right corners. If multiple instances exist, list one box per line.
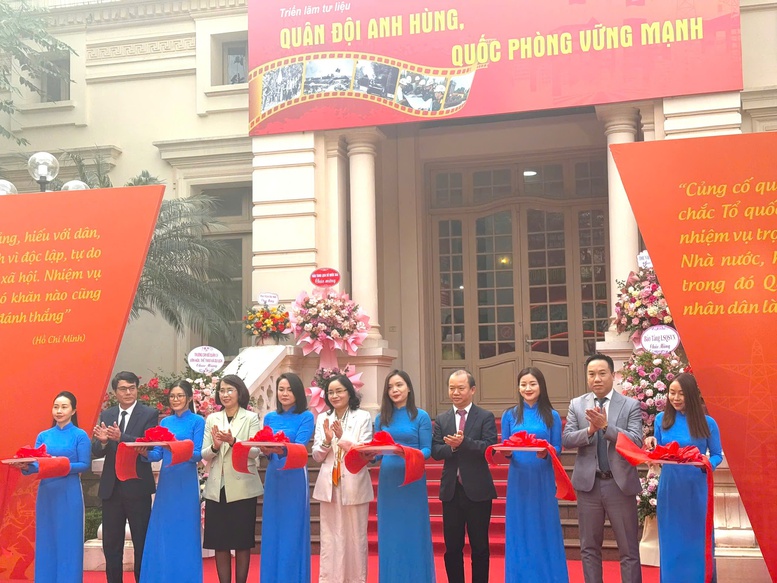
left=55, top=153, right=238, bottom=337
left=133, top=190, right=237, bottom=337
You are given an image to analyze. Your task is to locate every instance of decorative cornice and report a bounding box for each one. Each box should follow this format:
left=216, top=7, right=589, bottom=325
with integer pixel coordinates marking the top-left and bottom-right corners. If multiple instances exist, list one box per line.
left=47, top=0, right=247, bottom=30
left=87, top=33, right=195, bottom=63
left=154, top=135, right=252, bottom=169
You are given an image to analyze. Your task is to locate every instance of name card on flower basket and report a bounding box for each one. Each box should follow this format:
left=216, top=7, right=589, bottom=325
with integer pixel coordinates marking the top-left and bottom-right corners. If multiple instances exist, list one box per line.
left=187, top=346, right=225, bottom=375
left=310, top=267, right=340, bottom=287
left=258, top=292, right=279, bottom=305
left=640, top=325, right=680, bottom=354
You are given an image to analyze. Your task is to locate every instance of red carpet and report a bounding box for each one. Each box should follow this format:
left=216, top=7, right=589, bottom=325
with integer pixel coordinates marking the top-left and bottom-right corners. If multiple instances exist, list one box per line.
left=83, top=555, right=659, bottom=582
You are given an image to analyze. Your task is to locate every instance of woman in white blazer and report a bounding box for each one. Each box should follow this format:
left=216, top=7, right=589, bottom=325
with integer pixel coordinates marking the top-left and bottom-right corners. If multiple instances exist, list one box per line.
left=312, top=374, right=374, bottom=583
left=201, top=374, right=262, bottom=583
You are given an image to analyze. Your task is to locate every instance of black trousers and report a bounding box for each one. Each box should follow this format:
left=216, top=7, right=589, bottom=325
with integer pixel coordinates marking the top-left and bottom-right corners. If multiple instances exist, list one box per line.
left=102, top=482, right=152, bottom=583
left=442, top=481, right=493, bottom=583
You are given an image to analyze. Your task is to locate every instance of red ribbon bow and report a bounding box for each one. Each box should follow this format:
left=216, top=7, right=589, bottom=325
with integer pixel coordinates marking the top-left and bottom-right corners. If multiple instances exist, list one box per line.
left=232, top=427, right=307, bottom=474
left=344, top=431, right=425, bottom=486
left=485, top=431, right=576, bottom=502
left=15, top=445, right=51, bottom=458
left=116, top=426, right=195, bottom=482
left=12, top=445, right=70, bottom=479
left=616, top=434, right=714, bottom=583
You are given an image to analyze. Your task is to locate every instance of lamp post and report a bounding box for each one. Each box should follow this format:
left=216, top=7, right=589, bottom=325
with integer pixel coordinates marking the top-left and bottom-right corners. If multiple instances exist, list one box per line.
left=27, top=151, right=60, bottom=192
left=0, top=179, right=18, bottom=195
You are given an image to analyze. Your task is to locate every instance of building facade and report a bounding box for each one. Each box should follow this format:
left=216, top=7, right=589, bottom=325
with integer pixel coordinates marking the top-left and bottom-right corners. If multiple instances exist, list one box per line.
left=0, top=0, right=775, bottom=570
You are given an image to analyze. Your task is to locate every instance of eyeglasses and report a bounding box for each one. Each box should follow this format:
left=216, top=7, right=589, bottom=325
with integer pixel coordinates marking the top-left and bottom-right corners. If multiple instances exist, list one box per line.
left=169, top=394, right=188, bottom=400
left=327, top=389, right=347, bottom=397
left=116, top=386, right=137, bottom=393
left=219, top=388, right=236, bottom=396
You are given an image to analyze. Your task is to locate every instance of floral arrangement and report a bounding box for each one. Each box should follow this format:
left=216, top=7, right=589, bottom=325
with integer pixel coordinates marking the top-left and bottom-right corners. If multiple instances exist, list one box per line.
left=620, top=350, right=689, bottom=437
left=104, top=377, right=171, bottom=416
left=290, top=290, right=370, bottom=356
left=636, top=466, right=660, bottom=524
left=613, top=267, right=673, bottom=336
left=243, top=303, right=291, bottom=341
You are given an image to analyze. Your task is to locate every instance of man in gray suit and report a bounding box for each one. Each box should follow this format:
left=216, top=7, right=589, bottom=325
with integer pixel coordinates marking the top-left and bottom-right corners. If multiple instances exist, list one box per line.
left=562, top=353, right=643, bottom=583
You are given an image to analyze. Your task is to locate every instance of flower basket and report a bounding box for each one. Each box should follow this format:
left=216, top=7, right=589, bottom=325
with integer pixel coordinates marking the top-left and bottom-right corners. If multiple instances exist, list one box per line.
left=613, top=267, right=673, bottom=341
left=637, top=465, right=660, bottom=525
left=290, top=290, right=370, bottom=358
left=243, top=303, right=292, bottom=343
left=620, top=350, right=689, bottom=438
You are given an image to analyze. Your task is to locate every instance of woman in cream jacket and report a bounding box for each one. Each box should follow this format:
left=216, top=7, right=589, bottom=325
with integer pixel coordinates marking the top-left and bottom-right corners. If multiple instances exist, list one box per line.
left=312, top=374, right=374, bottom=583
left=201, top=374, right=262, bottom=583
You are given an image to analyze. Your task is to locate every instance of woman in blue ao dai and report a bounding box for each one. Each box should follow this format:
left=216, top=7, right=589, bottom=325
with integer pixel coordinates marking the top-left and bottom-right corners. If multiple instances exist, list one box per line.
left=260, top=372, right=315, bottom=583
left=16, top=391, right=91, bottom=583
left=501, top=367, right=568, bottom=583
left=646, top=373, right=723, bottom=583
left=139, top=380, right=205, bottom=583
left=373, top=369, right=436, bottom=583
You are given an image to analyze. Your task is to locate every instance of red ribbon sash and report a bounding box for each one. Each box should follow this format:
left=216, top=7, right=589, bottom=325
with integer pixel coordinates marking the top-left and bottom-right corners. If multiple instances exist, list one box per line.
left=616, top=433, right=714, bottom=583
left=485, top=431, right=576, bottom=502
left=232, top=426, right=308, bottom=473
left=344, top=431, right=425, bottom=486
left=116, top=426, right=194, bottom=481
left=13, top=445, right=70, bottom=479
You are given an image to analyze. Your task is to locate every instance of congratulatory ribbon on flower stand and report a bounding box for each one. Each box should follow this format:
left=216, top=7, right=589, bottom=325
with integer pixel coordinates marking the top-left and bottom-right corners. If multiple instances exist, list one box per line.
left=485, top=430, right=576, bottom=502
left=616, top=434, right=714, bottom=583
left=116, top=426, right=194, bottom=481
left=11, top=444, right=71, bottom=479
left=232, top=426, right=309, bottom=473
left=344, top=431, right=425, bottom=486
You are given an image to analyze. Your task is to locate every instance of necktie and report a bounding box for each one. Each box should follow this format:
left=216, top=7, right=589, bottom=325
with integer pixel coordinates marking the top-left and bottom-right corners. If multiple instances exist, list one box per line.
left=119, top=410, right=127, bottom=434
left=457, top=409, right=466, bottom=433
left=596, top=398, right=610, bottom=473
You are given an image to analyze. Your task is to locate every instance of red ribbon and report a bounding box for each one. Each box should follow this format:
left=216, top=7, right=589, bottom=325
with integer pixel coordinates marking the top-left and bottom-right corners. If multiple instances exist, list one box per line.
left=116, top=426, right=194, bottom=481
left=616, top=433, right=714, bottom=583
left=344, top=431, right=425, bottom=486
left=12, top=445, right=70, bottom=479
left=485, top=431, right=576, bottom=502
left=232, top=426, right=308, bottom=473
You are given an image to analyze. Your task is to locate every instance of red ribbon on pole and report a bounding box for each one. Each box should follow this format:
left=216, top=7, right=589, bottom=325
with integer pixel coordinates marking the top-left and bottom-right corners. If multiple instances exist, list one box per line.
left=344, top=431, right=425, bottom=486
left=12, top=445, right=70, bottom=479
left=116, top=426, right=194, bottom=481
left=485, top=431, right=576, bottom=502
left=616, top=433, right=714, bottom=583
left=232, top=426, right=308, bottom=473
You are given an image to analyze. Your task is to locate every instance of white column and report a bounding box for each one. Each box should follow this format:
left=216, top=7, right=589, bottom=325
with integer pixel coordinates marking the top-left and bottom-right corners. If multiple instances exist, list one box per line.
left=346, top=128, right=384, bottom=341
left=596, top=105, right=640, bottom=322
left=251, top=133, right=319, bottom=301
left=325, top=134, right=350, bottom=290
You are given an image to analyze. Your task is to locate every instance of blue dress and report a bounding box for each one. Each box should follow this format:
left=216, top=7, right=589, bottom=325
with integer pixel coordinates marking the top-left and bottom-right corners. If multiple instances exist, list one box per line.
left=140, top=410, right=205, bottom=583
left=501, top=405, right=568, bottom=583
left=374, top=407, right=436, bottom=583
left=261, top=408, right=315, bottom=583
left=27, top=422, right=91, bottom=583
left=654, top=412, right=722, bottom=583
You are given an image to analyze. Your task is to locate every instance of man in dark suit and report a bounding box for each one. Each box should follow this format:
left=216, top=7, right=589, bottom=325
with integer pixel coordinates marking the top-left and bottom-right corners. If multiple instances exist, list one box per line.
left=432, top=370, right=498, bottom=583
left=92, top=371, right=158, bottom=583
left=562, top=353, right=643, bottom=583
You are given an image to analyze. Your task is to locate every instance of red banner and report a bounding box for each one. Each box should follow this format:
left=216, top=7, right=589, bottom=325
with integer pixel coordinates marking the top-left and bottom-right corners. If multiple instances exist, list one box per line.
left=248, top=1, right=741, bottom=135
left=611, top=133, right=777, bottom=582
left=0, top=186, right=164, bottom=580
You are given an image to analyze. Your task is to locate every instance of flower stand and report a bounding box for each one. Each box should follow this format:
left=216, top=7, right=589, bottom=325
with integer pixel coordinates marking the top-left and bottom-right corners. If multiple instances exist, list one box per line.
left=640, top=514, right=660, bottom=566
